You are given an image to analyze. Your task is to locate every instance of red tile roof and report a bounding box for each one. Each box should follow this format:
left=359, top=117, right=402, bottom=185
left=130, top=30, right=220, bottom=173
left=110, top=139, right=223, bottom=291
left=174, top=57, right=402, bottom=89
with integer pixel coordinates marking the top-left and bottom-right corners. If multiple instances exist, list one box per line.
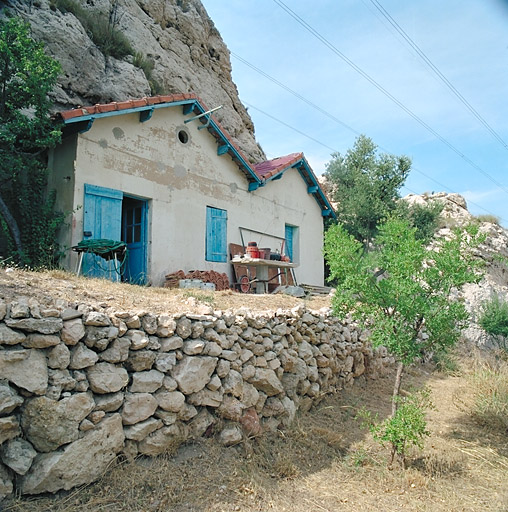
left=59, top=93, right=199, bottom=121
left=254, top=153, right=303, bottom=180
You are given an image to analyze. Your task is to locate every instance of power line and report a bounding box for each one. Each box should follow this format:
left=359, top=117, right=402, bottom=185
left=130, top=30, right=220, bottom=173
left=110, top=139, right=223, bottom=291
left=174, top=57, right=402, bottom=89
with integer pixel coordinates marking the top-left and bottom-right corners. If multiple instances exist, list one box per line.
left=368, top=0, right=508, bottom=151
left=232, top=52, right=362, bottom=138
left=243, top=96, right=506, bottom=223
left=243, top=101, right=339, bottom=153
left=271, top=0, right=508, bottom=197
left=231, top=50, right=506, bottom=222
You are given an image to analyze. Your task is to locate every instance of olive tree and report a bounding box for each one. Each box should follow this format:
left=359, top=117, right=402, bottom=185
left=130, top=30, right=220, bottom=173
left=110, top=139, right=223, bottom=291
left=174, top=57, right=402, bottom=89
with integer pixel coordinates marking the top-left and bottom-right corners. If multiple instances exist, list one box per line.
left=324, top=135, right=411, bottom=248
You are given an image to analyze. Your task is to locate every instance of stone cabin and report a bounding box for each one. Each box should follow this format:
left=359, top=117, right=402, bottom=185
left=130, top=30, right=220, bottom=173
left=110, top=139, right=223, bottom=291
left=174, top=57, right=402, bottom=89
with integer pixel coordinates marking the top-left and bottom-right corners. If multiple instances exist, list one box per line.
left=49, top=93, right=335, bottom=287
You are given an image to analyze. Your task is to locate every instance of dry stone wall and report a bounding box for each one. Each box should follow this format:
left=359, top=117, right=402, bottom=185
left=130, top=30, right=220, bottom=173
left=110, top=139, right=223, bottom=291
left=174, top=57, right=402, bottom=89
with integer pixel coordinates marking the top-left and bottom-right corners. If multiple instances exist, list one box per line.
left=0, top=296, right=393, bottom=498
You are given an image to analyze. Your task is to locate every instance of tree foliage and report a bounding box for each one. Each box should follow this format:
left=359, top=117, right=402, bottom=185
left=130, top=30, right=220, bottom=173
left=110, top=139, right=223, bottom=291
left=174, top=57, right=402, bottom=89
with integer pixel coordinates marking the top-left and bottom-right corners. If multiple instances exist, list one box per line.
left=324, top=217, right=484, bottom=462
left=325, top=218, right=483, bottom=364
left=394, top=199, right=444, bottom=244
left=324, top=135, right=411, bottom=248
left=0, top=15, right=64, bottom=266
left=478, top=293, right=508, bottom=350
left=359, top=388, right=434, bottom=468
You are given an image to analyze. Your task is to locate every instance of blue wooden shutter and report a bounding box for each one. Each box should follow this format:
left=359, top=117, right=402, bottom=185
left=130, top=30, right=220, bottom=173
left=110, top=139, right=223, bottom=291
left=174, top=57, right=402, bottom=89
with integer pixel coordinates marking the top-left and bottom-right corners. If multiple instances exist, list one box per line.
left=285, top=224, right=294, bottom=261
left=206, top=206, right=227, bottom=262
left=83, top=184, right=123, bottom=278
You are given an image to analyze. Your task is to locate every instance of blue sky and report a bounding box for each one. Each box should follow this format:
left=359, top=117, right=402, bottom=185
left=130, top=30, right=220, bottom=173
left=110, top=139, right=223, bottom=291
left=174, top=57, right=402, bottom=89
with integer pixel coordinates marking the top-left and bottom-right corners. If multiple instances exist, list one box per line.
left=201, top=0, right=508, bottom=225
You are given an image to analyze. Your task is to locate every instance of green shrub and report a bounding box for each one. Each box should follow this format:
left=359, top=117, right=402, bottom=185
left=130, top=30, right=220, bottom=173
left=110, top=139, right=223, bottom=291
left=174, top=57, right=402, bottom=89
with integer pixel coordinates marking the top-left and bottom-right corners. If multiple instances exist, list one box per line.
left=478, top=294, right=508, bottom=350
left=475, top=214, right=501, bottom=225
left=395, top=200, right=444, bottom=243
left=433, top=348, right=460, bottom=375
left=133, top=52, right=154, bottom=78
left=54, top=0, right=133, bottom=59
left=91, top=18, right=133, bottom=59
left=133, top=52, right=164, bottom=95
left=358, top=388, right=434, bottom=468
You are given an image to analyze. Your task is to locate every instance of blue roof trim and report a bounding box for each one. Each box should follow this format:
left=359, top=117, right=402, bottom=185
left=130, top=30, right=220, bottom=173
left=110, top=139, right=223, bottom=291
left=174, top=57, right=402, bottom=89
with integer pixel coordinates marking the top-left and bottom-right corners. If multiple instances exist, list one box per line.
left=80, top=119, right=94, bottom=133
left=295, top=158, right=337, bottom=220
left=217, top=144, right=229, bottom=156
left=190, top=102, right=262, bottom=186
left=263, top=158, right=336, bottom=219
left=61, top=100, right=196, bottom=125
left=62, top=98, right=263, bottom=189
left=139, top=108, right=154, bottom=123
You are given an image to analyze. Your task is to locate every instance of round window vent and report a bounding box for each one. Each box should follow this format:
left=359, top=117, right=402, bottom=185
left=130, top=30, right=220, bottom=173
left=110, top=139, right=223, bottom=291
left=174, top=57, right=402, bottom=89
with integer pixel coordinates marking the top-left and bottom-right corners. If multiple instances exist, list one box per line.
left=178, top=129, right=189, bottom=144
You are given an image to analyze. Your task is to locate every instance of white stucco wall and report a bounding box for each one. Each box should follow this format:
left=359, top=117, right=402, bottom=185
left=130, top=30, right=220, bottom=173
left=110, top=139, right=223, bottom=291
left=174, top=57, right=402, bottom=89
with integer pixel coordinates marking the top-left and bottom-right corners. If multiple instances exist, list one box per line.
left=57, top=106, right=325, bottom=286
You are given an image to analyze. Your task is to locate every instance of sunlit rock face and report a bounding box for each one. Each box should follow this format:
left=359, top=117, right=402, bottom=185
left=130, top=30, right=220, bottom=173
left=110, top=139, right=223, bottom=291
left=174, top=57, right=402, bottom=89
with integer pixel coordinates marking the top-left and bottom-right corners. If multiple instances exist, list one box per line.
left=3, top=0, right=265, bottom=163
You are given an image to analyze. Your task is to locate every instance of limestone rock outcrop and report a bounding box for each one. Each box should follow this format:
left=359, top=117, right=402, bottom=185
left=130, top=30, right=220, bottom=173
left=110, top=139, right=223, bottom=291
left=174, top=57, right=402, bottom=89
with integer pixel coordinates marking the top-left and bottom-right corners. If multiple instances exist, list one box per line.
left=3, top=0, right=265, bottom=163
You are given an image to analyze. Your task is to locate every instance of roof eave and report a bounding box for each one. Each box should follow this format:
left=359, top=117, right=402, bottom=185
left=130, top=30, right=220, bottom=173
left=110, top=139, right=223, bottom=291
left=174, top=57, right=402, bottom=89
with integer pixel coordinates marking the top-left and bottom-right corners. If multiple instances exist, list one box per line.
left=262, top=156, right=337, bottom=220
left=58, top=96, right=263, bottom=188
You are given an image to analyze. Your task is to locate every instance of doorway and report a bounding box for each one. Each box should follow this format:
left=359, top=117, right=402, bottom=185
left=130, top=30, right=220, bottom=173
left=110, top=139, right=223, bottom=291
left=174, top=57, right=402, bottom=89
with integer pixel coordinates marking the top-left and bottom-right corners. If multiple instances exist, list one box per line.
left=121, top=196, right=148, bottom=284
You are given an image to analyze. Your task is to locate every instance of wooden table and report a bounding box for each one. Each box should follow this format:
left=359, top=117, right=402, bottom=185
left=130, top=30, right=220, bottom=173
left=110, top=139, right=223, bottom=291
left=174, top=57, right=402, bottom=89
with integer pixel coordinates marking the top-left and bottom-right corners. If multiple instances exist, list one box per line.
left=231, top=257, right=297, bottom=294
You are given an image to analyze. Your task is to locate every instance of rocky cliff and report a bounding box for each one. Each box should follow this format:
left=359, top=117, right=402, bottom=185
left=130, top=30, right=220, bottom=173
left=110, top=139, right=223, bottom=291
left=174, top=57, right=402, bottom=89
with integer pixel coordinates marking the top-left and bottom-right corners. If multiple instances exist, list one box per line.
left=2, top=0, right=265, bottom=162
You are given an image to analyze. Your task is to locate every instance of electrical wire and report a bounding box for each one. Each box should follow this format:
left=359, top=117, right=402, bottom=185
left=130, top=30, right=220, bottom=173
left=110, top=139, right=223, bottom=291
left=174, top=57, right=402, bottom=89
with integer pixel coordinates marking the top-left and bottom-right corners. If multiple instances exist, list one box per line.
left=243, top=96, right=506, bottom=223
left=271, top=0, right=508, bottom=196
left=368, top=0, right=508, bottom=151
left=243, top=101, right=339, bottom=153
left=230, top=51, right=506, bottom=222
left=232, top=52, right=362, bottom=139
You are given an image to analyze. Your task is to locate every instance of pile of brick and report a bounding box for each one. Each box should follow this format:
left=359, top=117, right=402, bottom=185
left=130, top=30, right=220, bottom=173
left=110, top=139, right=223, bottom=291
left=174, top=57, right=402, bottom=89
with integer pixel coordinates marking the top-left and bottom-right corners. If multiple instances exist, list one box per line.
left=163, top=270, right=186, bottom=289
left=164, top=270, right=230, bottom=291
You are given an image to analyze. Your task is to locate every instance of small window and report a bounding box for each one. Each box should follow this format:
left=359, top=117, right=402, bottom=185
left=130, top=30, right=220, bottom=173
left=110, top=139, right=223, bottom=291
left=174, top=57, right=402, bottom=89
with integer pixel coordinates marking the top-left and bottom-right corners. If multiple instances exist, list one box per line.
left=206, top=206, right=227, bottom=262
left=178, top=129, right=189, bottom=144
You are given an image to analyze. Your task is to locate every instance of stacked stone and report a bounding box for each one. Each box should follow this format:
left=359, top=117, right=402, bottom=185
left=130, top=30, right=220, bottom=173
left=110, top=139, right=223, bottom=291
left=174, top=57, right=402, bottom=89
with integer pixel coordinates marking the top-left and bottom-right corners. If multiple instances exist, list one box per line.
left=0, top=296, right=394, bottom=499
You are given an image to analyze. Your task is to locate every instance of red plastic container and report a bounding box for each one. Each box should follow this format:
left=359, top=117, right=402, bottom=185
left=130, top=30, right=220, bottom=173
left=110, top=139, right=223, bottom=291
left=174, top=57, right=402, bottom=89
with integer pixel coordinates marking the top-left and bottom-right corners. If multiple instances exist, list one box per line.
left=246, top=242, right=260, bottom=259
left=246, top=248, right=260, bottom=258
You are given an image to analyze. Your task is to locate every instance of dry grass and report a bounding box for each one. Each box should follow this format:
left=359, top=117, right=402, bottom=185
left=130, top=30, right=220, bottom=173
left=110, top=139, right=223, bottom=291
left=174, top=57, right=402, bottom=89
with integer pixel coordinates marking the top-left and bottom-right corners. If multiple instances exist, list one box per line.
left=5, top=362, right=508, bottom=512
left=0, top=267, right=332, bottom=315
left=454, top=352, right=508, bottom=433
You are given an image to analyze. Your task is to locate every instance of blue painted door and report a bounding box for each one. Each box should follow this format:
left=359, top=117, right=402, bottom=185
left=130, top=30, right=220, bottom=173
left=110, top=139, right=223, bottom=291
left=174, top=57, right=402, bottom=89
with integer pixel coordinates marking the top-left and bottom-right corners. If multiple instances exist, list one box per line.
left=206, top=206, right=227, bottom=262
left=122, top=197, right=148, bottom=284
left=83, top=184, right=123, bottom=279
left=285, top=224, right=295, bottom=262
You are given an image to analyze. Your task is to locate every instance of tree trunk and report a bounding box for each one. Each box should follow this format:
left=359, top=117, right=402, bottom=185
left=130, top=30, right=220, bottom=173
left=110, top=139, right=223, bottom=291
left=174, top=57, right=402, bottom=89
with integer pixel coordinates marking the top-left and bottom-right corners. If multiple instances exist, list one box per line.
left=388, top=361, right=405, bottom=467
left=391, top=361, right=404, bottom=417
left=0, top=191, right=23, bottom=257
